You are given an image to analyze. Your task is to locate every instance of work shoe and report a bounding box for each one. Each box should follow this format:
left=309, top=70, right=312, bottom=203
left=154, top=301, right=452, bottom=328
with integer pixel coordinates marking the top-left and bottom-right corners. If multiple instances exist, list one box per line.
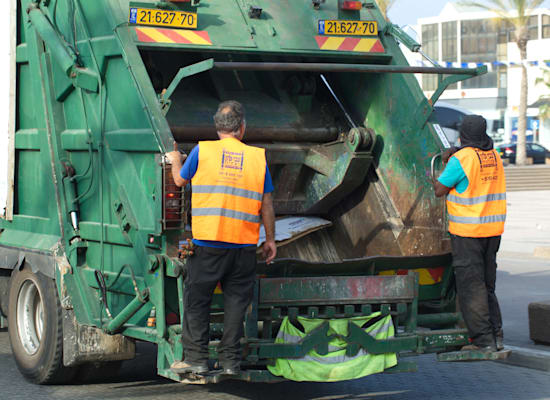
left=461, top=344, right=497, bottom=353
left=170, top=360, right=209, bottom=374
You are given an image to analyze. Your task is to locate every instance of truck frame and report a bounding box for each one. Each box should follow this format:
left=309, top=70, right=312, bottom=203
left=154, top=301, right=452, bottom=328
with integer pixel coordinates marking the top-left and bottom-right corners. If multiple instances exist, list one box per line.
left=1, top=0, right=496, bottom=385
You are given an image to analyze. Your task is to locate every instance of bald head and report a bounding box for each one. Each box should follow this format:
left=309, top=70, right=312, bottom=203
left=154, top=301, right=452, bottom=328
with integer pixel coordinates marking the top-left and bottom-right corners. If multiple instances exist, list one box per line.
left=213, top=100, right=245, bottom=136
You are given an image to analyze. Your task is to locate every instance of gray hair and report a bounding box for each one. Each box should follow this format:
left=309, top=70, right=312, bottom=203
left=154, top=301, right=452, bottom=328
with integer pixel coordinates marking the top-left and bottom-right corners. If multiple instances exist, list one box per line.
left=213, top=100, right=245, bottom=135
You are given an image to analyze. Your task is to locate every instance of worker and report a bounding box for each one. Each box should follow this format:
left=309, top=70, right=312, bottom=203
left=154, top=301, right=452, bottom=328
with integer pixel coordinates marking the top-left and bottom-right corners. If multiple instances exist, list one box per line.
left=165, top=100, right=277, bottom=375
left=433, top=114, right=506, bottom=353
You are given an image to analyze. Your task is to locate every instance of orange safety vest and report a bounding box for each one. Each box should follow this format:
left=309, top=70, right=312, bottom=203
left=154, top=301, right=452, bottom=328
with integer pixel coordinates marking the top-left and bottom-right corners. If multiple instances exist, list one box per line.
left=446, top=147, right=506, bottom=238
left=191, top=137, right=266, bottom=244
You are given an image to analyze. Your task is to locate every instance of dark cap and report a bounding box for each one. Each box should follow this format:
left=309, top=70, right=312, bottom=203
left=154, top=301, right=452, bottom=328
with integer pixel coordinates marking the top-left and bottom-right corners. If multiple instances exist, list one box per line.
left=458, top=114, right=493, bottom=151
left=460, top=115, right=487, bottom=138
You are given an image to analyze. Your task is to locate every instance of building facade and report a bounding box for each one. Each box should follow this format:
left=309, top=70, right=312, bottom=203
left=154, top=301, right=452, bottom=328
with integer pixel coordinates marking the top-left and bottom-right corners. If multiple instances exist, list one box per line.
left=415, top=3, right=550, bottom=148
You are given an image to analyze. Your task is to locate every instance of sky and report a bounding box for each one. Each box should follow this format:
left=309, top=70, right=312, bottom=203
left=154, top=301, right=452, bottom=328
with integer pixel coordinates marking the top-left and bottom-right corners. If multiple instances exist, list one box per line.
left=388, top=0, right=550, bottom=27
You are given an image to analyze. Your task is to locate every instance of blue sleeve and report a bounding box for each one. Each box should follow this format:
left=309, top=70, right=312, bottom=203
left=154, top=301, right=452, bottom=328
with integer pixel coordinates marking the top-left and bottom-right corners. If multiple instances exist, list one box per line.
left=180, top=145, right=199, bottom=180
left=437, top=156, right=468, bottom=193
left=264, top=164, right=274, bottom=194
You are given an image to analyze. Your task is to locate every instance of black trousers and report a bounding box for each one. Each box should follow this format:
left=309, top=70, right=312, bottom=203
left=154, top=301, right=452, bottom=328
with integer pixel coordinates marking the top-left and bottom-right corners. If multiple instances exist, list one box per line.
left=451, top=234, right=503, bottom=347
left=181, top=245, right=256, bottom=367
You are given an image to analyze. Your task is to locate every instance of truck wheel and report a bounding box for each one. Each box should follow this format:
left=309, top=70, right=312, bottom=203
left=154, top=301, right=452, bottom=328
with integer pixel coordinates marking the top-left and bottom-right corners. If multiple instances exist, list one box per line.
left=8, top=268, right=76, bottom=384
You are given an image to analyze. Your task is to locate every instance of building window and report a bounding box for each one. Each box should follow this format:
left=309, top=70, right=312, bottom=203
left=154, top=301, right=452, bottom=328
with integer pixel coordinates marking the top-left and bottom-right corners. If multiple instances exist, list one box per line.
left=442, top=21, right=457, bottom=61
left=421, top=23, right=439, bottom=91
left=498, top=19, right=514, bottom=44
left=499, top=16, right=539, bottom=42
left=543, top=15, right=550, bottom=38
left=498, top=66, right=507, bottom=89
left=442, top=21, right=457, bottom=90
left=528, top=15, right=539, bottom=40
left=461, top=19, right=498, bottom=89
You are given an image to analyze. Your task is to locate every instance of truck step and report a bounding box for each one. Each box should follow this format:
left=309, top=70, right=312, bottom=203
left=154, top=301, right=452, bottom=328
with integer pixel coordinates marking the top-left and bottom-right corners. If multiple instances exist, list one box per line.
left=437, top=349, right=511, bottom=362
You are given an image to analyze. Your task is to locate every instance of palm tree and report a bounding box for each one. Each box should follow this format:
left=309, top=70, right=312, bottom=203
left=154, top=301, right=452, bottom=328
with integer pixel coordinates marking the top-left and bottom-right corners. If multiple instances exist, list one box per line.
left=375, top=0, right=396, bottom=21
left=461, top=0, right=544, bottom=165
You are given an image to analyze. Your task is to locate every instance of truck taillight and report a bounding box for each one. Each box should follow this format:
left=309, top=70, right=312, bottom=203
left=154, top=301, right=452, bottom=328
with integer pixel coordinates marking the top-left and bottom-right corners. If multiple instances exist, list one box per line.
left=163, top=162, right=185, bottom=230
left=341, top=1, right=362, bottom=10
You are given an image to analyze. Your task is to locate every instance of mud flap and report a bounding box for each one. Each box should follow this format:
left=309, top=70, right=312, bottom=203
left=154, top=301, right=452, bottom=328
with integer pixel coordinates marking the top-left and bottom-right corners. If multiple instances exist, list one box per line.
left=62, top=309, right=136, bottom=367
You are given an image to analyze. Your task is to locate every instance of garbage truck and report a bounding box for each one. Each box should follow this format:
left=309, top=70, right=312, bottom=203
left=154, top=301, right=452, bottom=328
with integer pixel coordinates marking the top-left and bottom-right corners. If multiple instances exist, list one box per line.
left=0, top=0, right=494, bottom=385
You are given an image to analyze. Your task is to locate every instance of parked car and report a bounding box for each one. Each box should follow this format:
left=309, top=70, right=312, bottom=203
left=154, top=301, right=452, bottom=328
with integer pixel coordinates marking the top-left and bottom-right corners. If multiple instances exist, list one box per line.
left=433, top=102, right=473, bottom=147
left=433, top=102, right=502, bottom=147
left=496, top=142, right=550, bottom=164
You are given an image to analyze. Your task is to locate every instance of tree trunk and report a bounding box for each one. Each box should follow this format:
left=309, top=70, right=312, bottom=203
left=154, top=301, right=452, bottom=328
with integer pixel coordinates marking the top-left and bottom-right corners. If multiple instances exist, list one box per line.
left=516, top=38, right=528, bottom=166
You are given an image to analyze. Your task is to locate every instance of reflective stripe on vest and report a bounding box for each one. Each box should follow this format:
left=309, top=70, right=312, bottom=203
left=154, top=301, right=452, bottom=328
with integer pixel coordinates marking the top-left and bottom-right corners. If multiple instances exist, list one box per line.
left=191, top=207, right=261, bottom=223
left=191, top=138, right=266, bottom=244
left=447, top=192, right=506, bottom=205
left=446, top=147, right=506, bottom=238
left=192, top=185, right=263, bottom=201
left=448, top=214, right=506, bottom=224
left=267, top=313, right=397, bottom=382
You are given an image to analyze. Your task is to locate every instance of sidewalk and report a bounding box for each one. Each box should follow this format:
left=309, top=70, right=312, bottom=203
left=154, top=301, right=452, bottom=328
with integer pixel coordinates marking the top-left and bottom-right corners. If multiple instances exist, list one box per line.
left=496, top=190, right=550, bottom=370
left=500, top=190, right=550, bottom=255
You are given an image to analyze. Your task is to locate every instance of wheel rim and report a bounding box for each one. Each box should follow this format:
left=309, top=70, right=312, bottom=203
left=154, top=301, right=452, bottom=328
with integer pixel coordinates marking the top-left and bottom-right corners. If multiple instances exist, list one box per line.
left=16, top=279, right=44, bottom=355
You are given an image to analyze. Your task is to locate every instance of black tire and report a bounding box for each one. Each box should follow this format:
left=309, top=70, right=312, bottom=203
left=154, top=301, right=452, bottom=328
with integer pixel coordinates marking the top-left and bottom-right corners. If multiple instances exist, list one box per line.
left=8, top=267, right=76, bottom=384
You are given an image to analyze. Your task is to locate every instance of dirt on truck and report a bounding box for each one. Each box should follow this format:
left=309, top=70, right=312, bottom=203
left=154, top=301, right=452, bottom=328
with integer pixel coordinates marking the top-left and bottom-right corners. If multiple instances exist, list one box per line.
left=0, top=0, right=496, bottom=385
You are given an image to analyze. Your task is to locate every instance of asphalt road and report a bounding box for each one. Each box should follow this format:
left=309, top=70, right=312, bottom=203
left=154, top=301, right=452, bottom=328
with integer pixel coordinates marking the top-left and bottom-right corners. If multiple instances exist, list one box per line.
left=1, top=329, right=549, bottom=400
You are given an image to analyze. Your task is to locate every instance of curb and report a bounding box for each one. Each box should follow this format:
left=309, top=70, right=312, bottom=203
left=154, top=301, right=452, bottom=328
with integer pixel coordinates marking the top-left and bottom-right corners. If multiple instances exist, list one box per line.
left=497, top=345, right=550, bottom=372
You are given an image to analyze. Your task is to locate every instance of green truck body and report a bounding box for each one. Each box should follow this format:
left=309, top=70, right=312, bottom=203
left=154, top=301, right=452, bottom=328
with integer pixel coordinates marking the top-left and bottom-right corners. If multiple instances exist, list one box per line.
left=0, top=0, right=488, bottom=384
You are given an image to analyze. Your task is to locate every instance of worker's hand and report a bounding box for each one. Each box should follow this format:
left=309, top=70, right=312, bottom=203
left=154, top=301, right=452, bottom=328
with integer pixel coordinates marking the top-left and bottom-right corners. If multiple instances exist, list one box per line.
left=262, top=239, right=277, bottom=265
left=441, top=146, right=458, bottom=164
left=166, top=141, right=187, bottom=165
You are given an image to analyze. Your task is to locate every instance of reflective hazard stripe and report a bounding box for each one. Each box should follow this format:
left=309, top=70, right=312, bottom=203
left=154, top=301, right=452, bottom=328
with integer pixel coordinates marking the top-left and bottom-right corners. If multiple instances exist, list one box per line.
left=448, top=214, right=506, bottom=224
left=135, top=27, right=213, bottom=45
left=303, top=349, right=369, bottom=364
left=367, top=320, right=394, bottom=338
left=447, top=193, right=506, bottom=205
left=314, top=36, right=385, bottom=53
left=192, top=207, right=261, bottom=223
left=193, top=185, right=262, bottom=201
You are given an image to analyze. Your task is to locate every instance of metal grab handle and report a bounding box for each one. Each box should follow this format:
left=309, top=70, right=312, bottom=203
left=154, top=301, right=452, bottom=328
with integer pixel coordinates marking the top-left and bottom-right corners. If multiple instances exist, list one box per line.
left=430, top=152, right=443, bottom=182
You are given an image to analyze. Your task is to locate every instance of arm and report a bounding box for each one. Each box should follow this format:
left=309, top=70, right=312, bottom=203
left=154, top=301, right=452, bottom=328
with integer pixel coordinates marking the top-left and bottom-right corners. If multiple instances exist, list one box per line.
left=260, top=192, right=276, bottom=264
left=432, top=151, right=463, bottom=197
left=165, top=141, right=188, bottom=187
left=441, top=146, right=458, bottom=163
left=433, top=180, right=452, bottom=197
left=170, top=157, right=188, bottom=188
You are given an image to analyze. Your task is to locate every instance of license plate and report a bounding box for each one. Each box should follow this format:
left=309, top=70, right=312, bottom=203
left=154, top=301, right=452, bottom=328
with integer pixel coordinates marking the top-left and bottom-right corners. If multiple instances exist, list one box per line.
left=318, top=20, right=378, bottom=36
left=129, top=7, right=197, bottom=29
